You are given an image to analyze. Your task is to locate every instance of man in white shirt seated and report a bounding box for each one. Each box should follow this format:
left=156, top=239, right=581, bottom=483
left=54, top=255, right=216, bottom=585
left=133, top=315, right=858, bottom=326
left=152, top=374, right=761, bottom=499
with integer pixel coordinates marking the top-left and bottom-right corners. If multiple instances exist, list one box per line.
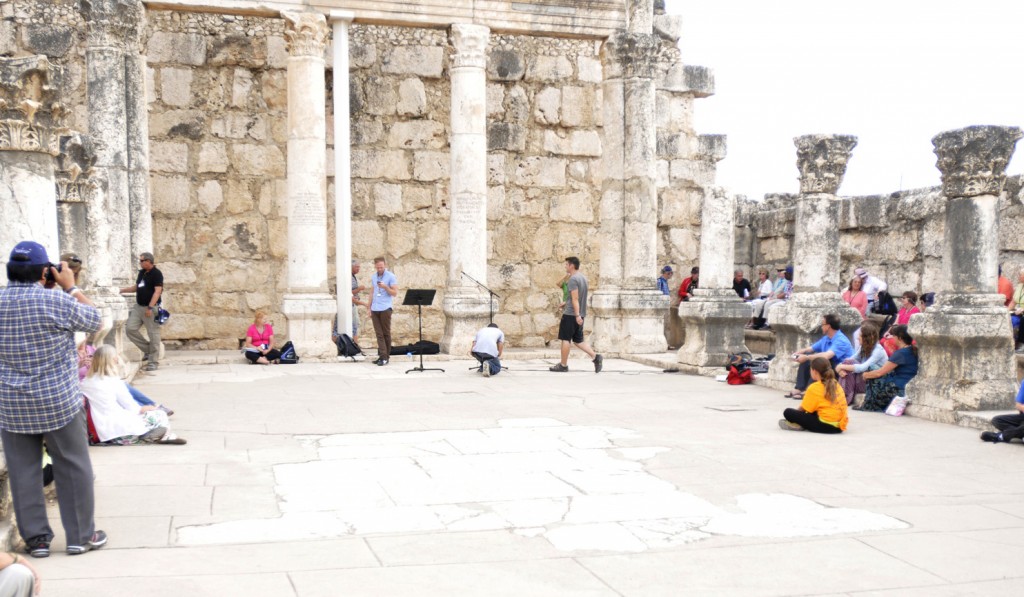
left=471, top=323, right=505, bottom=377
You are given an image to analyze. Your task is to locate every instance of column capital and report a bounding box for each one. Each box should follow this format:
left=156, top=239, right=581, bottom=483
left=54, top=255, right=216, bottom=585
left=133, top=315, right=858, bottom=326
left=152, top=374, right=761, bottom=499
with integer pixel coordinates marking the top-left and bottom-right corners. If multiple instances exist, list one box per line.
left=601, top=32, right=660, bottom=80
left=449, top=24, right=489, bottom=70
left=932, top=125, right=1023, bottom=197
left=794, top=134, right=857, bottom=195
left=80, top=0, right=144, bottom=50
left=283, top=11, right=329, bottom=58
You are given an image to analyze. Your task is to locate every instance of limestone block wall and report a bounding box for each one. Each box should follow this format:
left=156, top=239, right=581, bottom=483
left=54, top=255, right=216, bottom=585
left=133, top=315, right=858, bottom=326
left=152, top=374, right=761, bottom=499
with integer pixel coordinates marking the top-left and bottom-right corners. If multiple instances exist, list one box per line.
left=734, top=175, right=1024, bottom=297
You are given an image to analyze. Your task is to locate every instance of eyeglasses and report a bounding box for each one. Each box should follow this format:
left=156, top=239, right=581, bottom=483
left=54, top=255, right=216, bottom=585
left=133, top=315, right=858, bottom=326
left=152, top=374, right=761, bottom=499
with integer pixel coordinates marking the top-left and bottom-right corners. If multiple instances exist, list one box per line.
left=139, top=259, right=150, bottom=263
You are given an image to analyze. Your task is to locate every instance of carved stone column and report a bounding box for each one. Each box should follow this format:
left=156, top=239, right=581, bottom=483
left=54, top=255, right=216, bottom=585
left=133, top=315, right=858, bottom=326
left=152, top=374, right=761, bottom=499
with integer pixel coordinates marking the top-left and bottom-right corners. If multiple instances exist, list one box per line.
left=906, top=125, right=1023, bottom=423
left=0, top=56, right=63, bottom=271
left=81, top=0, right=143, bottom=284
left=590, top=22, right=669, bottom=354
left=765, top=135, right=863, bottom=389
left=124, top=4, right=152, bottom=259
left=440, top=23, right=492, bottom=355
left=676, top=188, right=749, bottom=373
left=280, top=11, right=336, bottom=360
left=330, top=11, right=355, bottom=340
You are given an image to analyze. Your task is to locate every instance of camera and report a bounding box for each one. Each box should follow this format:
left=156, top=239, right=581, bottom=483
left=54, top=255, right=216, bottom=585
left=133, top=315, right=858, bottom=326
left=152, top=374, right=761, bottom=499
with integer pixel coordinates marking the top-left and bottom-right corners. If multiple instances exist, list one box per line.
left=43, top=262, right=62, bottom=283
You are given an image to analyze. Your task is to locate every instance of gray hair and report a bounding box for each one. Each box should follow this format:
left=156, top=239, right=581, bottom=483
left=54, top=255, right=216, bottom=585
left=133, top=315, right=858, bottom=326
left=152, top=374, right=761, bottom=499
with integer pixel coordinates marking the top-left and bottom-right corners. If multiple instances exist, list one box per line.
left=351, top=259, right=360, bottom=266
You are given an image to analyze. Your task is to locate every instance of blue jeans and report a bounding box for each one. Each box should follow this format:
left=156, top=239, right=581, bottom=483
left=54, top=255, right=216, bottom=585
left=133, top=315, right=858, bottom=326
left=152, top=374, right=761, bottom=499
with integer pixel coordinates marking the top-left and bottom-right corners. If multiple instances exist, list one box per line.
left=471, top=352, right=501, bottom=376
left=126, top=383, right=155, bottom=406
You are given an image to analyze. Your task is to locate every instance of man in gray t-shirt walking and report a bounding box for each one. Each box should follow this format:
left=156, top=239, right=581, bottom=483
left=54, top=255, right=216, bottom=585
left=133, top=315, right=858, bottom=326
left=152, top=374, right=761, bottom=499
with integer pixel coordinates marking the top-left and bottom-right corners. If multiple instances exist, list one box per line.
left=551, top=256, right=603, bottom=373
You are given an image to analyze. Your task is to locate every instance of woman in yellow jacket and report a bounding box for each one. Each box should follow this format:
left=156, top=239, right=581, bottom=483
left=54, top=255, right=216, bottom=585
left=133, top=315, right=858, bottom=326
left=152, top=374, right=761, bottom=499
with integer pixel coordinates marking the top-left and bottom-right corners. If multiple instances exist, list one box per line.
left=779, top=357, right=848, bottom=434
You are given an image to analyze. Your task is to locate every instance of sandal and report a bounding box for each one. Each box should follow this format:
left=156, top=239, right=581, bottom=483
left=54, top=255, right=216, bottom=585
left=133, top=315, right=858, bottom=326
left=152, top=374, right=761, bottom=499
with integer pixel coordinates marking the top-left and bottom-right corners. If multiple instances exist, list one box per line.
left=159, top=434, right=187, bottom=445
left=783, top=391, right=803, bottom=399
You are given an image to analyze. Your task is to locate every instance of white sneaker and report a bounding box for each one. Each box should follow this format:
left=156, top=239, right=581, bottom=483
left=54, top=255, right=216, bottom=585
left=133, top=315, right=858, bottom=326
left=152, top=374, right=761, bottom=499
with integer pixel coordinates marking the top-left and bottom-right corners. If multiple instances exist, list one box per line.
left=482, top=363, right=491, bottom=377
left=353, top=354, right=366, bottom=361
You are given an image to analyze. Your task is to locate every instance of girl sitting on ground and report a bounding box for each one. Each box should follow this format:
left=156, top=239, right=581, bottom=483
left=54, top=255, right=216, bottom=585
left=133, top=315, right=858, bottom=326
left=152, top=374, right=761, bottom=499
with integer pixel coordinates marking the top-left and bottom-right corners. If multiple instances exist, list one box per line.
left=779, top=357, right=848, bottom=434
left=860, top=325, right=919, bottom=412
left=835, top=322, right=887, bottom=406
left=79, top=346, right=186, bottom=445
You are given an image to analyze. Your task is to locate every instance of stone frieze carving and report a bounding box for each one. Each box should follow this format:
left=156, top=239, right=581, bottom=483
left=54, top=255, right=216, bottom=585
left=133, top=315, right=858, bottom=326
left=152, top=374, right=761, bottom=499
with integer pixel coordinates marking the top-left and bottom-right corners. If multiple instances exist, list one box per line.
left=450, top=24, right=489, bottom=70
left=601, top=32, right=660, bottom=80
left=794, top=134, right=858, bottom=195
left=0, top=119, right=62, bottom=156
left=932, top=125, right=1023, bottom=198
left=283, top=12, right=329, bottom=58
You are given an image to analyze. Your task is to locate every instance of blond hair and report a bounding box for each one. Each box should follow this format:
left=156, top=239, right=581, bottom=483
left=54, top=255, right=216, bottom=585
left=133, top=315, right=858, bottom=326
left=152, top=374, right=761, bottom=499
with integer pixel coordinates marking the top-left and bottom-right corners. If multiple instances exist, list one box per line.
left=87, top=345, right=121, bottom=378
left=254, top=310, right=267, bottom=324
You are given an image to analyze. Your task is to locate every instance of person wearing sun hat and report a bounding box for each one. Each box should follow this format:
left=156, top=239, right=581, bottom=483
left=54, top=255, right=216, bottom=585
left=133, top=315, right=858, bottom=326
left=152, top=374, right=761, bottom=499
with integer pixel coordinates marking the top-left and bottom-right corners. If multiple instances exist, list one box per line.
left=0, top=241, right=107, bottom=557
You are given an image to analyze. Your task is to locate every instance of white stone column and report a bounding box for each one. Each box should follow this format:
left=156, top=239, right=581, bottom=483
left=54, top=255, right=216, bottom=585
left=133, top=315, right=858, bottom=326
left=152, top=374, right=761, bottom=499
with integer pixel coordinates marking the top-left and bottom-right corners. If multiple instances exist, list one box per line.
left=676, top=187, right=749, bottom=373
left=440, top=23, right=492, bottom=355
left=590, top=5, right=668, bottom=354
left=280, top=11, right=336, bottom=360
left=765, top=135, right=863, bottom=389
left=125, top=11, right=153, bottom=261
left=907, top=125, right=1023, bottom=423
left=330, top=10, right=355, bottom=338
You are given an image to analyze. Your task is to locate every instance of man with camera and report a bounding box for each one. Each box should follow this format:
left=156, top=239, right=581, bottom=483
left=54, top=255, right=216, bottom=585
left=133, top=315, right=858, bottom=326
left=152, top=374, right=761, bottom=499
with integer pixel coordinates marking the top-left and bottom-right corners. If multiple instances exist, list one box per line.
left=0, top=241, right=106, bottom=557
left=120, top=252, right=163, bottom=372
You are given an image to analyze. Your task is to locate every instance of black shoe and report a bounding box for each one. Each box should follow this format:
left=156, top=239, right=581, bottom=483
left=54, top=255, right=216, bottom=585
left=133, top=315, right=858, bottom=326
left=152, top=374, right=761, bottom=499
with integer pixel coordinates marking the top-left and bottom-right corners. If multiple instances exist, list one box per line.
left=549, top=364, right=569, bottom=372
left=593, top=354, right=603, bottom=373
left=372, top=357, right=382, bottom=365
left=25, top=535, right=50, bottom=558
left=981, top=431, right=1004, bottom=443
left=67, top=530, right=107, bottom=555
left=378, top=359, right=389, bottom=366
left=158, top=405, right=174, bottom=417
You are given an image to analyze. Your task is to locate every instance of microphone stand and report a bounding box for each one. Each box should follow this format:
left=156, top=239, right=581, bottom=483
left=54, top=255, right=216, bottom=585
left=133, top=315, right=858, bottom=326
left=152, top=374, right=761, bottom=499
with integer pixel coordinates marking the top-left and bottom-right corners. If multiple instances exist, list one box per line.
left=460, top=271, right=499, bottom=324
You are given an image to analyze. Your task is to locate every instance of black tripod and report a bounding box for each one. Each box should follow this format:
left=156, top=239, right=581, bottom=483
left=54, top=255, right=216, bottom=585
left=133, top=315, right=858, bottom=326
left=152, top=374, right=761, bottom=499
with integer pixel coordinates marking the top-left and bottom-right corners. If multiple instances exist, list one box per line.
left=403, top=289, right=445, bottom=374
left=461, top=271, right=499, bottom=324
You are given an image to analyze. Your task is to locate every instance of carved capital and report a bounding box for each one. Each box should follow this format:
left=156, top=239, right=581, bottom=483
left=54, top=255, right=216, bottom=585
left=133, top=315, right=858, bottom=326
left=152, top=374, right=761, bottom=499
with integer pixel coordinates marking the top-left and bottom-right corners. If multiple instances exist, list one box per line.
left=450, top=24, right=489, bottom=70
left=283, top=11, right=329, bottom=58
left=0, top=55, right=65, bottom=128
left=794, top=134, right=858, bottom=195
left=601, top=32, right=660, bottom=80
left=932, top=125, right=1023, bottom=197
left=0, top=120, right=63, bottom=155
left=80, top=0, right=144, bottom=50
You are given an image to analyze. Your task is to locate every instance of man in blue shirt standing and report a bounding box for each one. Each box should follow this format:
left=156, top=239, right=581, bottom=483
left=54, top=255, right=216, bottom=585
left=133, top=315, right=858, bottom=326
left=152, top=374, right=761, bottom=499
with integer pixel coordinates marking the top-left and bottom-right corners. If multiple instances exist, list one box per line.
left=368, top=256, right=398, bottom=366
left=784, top=313, right=854, bottom=399
left=0, top=241, right=106, bottom=558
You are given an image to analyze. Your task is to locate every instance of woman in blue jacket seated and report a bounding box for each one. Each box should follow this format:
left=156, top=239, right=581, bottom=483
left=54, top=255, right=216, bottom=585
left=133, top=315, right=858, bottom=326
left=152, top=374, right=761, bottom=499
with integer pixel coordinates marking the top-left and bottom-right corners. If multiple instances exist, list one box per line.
left=858, top=325, right=918, bottom=412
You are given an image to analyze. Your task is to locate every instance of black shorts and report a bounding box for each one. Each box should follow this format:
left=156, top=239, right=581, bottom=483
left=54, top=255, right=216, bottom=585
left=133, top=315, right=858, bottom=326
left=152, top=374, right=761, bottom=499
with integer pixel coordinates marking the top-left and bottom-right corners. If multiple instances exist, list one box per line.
left=558, top=314, right=584, bottom=344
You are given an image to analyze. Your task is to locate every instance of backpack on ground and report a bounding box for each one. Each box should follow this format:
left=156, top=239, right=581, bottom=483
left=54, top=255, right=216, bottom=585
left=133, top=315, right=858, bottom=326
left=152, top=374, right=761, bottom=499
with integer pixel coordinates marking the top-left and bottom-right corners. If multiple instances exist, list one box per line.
left=873, top=291, right=898, bottom=316
left=336, top=334, right=363, bottom=359
left=725, top=352, right=755, bottom=385
left=279, top=341, right=299, bottom=364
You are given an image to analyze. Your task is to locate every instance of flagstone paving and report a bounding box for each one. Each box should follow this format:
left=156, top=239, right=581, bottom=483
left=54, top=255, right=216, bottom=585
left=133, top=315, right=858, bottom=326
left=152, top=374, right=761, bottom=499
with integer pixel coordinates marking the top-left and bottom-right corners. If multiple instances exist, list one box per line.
left=31, top=357, right=1024, bottom=596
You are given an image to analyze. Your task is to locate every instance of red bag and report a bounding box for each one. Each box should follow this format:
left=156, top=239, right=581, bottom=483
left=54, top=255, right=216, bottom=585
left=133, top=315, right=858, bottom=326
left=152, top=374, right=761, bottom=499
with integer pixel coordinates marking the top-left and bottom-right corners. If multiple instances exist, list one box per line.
left=83, top=397, right=100, bottom=445
left=726, top=365, right=753, bottom=385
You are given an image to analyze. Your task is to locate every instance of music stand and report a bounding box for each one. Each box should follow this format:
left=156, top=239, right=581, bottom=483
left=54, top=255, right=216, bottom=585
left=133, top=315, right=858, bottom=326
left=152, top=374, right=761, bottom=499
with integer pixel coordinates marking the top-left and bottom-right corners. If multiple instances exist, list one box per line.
left=403, top=289, right=445, bottom=374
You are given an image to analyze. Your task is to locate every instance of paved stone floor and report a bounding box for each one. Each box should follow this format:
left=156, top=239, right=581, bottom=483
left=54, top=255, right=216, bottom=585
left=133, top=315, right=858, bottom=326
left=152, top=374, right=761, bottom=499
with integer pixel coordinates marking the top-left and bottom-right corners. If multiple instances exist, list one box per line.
left=33, top=356, right=1024, bottom=596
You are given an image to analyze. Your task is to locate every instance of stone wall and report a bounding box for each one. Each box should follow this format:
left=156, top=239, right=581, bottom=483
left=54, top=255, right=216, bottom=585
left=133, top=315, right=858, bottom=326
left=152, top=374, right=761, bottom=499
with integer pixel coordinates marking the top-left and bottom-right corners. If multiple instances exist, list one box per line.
left=734, top=175, right=1024, bottom=297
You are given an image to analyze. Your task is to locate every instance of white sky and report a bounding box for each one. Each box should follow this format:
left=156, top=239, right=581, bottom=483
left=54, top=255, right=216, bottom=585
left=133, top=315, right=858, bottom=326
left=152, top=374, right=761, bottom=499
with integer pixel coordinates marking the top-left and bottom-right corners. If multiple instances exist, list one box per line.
left=667, top=0, right=1024, bottom=199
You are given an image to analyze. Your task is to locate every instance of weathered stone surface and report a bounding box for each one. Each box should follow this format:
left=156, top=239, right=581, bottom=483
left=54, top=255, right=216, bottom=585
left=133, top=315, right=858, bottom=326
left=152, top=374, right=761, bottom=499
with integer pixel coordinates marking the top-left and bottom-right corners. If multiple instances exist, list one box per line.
left=149, top=175, right=190, bottom=214
left=396, top=78, right=427, bottom=116
left=487, top=123, right=527, bottom=152
left=486, top=83, right=504, bottom=116
left=504, top=85, right=529, bottom=123
left=159, top=67, right=194, bottom=107
left=534, top=87, right=560, bottom=125
left=351, top=149, right=410, bottom=180
left=352, top=120, right=384, bottom=145
left=560, top=86, right=597, bottom=128
left=350, top=43, right=376, bottom=69
left=359, top=76, right=397, bottom=116
left=0, top=20, right=17, bottom=56
left=224, top=179, right=254, bottom=215
left=416, top=221, right=449, bottom=261
left=932, top=125, right=1023, bottom=198
left=208, top=35, right=267, bottom=68
left=412, top=150, right=449, bottom=182
left=197, top=142, right=228, bottom=173
left=513, top=157, right=566, bottom=188
left=404, top=186, right=433, bottom=212
left=795, top=134, right=857, bottom=195
left=382, top=45, right=444, bottom=78
left=149, top=141, right=188, bottom=173
left=388, top=120, right=445, bottom=149
left=549, top=191, right=594, bottom=223
left=231, top=68, right=254, bottom=108
left=231, top=144, right=285, bottom=176
left=653, top=14, right=683, bottom=42
left=211, top=113, right=268, bottom=141
left=373, top=183, right=403, bottom=217
left=543, top=130, right=602, bottom=157
left=386, top=220, right=417, bottom=258
left=526, top=55, right=572, bottom=82
left=196, top=180, right=223, bottom=213
left=487, top=49, right=525, bottom=81
left=22, top=24, right=75, bottom=57
left=577, top=56, right=602, bottom=84
left=148, top=32, right=207, bottom=66
left=352, top=220, right=385, bottom=259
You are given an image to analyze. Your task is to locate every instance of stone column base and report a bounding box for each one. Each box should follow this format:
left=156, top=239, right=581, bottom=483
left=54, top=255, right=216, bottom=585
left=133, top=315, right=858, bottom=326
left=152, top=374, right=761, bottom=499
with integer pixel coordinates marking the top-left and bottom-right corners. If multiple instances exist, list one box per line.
left=906, top=294, right=1017, bottom=424
left=90, top=288, right=130, bottom=354
left=590, top=288, right=669, bottom=354
left=441, top=287, right=493, bottom=356
left=764, top=293, right=862, bottom=390
left=676, top=289, right=750, bottom=375
left=282, top=293, right=338, bottom=361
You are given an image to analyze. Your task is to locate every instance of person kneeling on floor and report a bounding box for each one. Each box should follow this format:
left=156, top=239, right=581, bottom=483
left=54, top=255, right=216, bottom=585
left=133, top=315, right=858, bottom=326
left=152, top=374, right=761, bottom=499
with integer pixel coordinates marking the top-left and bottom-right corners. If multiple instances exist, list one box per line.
left=80, top=346, right=186, bottom=445
left=779, top=357, right=848, bottom=434
left=981, top=382, right=1024, bottom=444
left=470, top=323, right=504, bottom=377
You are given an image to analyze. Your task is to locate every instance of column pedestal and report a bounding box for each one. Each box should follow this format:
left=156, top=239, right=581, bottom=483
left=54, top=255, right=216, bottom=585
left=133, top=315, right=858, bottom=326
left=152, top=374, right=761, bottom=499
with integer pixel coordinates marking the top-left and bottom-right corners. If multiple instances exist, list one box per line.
left=441, top=287, right=491, bottom=356
left=283, top=294, right=338, bottom=360
left=764, top=293, right=862, bottom=390
left=591, top=289, right=668, bottom=354
left=676, top=289, right=749, bottom=375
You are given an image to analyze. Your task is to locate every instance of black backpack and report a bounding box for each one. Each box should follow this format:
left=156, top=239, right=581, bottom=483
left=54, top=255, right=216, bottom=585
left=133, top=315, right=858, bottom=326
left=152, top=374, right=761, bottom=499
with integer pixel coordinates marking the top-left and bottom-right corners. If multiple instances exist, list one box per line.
left=336, top=334, right=363, bottom=359
left=279, top=341, right=299, bottom=364
left=873, top=291, right=898, bottom=316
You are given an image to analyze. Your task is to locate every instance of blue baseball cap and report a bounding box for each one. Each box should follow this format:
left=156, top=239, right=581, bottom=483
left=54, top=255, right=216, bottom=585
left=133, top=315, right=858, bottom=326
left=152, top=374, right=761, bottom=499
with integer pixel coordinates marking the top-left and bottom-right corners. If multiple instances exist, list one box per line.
left=8, top=241, right=50, bottom=266
left=661, top=265, right=673, bottom=273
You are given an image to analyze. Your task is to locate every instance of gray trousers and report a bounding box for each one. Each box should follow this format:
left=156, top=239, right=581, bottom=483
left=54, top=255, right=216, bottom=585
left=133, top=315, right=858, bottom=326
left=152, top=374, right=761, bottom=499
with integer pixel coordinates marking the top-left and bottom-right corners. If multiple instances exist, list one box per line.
left=0, top=410, right=96, bottom=546
left=126, top=303, right=161, bottom=365
left=0, top=564, right=34, bottom=597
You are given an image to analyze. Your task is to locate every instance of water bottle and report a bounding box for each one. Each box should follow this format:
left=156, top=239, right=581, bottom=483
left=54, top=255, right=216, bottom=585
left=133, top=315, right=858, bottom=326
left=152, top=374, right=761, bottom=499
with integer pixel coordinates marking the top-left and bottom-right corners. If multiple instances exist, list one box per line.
left=407, top=351, right=413, bottom=362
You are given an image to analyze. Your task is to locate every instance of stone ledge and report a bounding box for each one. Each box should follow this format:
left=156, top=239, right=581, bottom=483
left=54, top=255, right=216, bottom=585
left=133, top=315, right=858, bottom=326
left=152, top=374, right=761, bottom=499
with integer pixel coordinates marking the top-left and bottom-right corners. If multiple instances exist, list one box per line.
left=954, top=410, right=999, bottom=431
left=159, top=347, right=576, bottom=365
